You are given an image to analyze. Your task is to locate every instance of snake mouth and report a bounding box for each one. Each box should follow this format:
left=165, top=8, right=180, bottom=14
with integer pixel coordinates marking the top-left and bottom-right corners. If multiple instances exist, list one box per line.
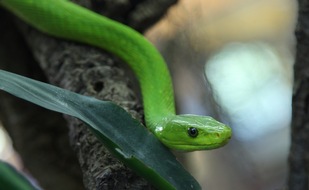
left=161, top=137, right=231, bottom=151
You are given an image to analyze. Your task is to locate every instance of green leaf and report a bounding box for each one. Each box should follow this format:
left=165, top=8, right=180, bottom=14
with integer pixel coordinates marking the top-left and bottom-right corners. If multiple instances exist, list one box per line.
left=0, top=161, right=39, bottom=190
left=0, top=70, right=201, bottom=190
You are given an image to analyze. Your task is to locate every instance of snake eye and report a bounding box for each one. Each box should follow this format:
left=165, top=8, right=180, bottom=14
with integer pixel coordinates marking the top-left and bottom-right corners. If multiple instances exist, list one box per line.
left=188, top=127, right=198, bottom=138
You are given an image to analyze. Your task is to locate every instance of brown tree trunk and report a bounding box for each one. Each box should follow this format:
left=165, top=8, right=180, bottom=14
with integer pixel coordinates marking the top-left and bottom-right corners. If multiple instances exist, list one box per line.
left=289, top=0, right=309, bottom=189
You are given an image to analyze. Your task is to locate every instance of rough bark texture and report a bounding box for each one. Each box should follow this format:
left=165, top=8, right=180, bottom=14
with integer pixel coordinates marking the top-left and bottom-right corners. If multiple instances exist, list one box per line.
left=0, top=0, right=177, bottom=189
left=289, top=0, right=309, bottom=189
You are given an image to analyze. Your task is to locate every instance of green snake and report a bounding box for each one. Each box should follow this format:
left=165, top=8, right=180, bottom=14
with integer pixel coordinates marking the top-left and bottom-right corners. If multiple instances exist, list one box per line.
left=0, top=0, right=231, bottom=151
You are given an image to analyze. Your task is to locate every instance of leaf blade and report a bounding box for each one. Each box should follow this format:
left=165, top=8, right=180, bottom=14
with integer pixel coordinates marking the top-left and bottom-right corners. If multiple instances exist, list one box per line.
left=0, top=70, right=201, bottom=190
left=0, top=161, right=40, bottom=190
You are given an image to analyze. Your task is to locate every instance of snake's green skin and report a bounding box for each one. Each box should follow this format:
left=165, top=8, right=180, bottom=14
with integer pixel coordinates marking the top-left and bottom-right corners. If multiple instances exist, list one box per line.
left=1, top=0, right=231, bottom=151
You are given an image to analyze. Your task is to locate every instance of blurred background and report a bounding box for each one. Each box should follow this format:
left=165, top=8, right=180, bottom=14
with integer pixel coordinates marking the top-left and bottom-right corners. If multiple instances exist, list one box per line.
left=0, top=0, right=298, bottom=189
left=145, top=0, right=297, bottom=189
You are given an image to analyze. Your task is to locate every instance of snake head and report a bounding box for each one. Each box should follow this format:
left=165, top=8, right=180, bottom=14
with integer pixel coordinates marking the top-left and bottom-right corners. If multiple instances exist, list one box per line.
left=155, top=115, right=232, bottom=151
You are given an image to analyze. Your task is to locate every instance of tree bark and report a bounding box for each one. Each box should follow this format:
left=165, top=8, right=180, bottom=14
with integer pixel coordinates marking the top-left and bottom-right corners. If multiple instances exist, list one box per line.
left=289, top=0, right=309, bottom=189
left=0, top=0, right=177, bottom=189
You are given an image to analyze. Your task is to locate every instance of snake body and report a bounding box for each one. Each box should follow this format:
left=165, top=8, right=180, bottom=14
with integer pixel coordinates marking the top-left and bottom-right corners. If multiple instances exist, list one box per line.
left=1, top=0, right=231, bottom=151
